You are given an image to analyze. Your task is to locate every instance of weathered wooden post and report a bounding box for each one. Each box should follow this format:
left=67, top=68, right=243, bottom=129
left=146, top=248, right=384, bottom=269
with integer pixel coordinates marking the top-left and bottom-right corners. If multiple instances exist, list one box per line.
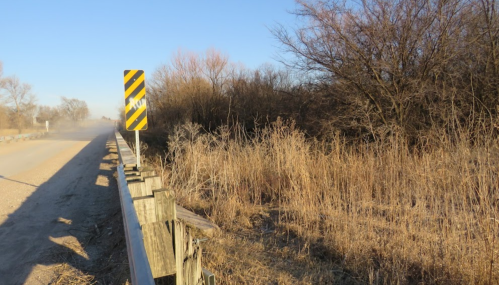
left=174, top=220, right=203, bottom=285
left=131, top=175, right=177, bottom=279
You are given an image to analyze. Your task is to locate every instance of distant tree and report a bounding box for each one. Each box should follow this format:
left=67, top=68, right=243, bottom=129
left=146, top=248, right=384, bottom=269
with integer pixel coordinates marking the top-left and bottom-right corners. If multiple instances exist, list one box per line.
left=59, top=97, right=89, bottom=122
left=0, top=105, right=9, bottom=129
left=2, top=76, right=37, bottom=132
left=117, top=105, right=125, bottom=130
left=23, top=100, right=37, bottom=127
left=37, top=105, right=61, bottom=124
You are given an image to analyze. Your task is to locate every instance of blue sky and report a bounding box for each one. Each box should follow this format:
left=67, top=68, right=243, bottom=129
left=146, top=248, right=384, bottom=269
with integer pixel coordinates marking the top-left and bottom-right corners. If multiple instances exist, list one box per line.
left=0, top=0, right=299, bottom=119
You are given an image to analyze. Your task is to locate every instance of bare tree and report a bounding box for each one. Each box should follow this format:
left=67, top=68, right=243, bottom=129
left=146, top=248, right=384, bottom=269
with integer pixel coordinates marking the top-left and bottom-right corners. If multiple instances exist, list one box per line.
left=274, top=0, right=472, bottom=136
left=463, top=0, right=499, bottom=117
left=203, top=48, right=230, bottom=95
left=0, top=106, right=8, bottom=129
left=60, top=97, right=89, bottom=123
left=2, top=76, right=36, bottom=133
left=148, top=49, right=226, bottom=130
left=37, top=105, right=62, bottom=124
left=171, top=49, right=204, bottom=85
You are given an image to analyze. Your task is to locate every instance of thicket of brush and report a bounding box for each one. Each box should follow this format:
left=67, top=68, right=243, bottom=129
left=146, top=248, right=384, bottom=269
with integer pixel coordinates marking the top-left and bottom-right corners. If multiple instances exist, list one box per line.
left=121, top=0, right=499, bottom=283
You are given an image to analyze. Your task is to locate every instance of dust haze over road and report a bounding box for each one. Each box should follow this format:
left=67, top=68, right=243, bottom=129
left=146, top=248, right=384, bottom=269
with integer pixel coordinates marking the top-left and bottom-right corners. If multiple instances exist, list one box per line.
left=0, top=121, right=127, bottom=284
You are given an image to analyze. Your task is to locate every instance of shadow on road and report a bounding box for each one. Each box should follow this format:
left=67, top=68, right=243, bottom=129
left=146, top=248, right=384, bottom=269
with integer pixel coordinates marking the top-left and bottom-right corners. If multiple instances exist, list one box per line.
left=0, top=127, right=129, bottom=284
left=0, top=175, right=39, bottom=188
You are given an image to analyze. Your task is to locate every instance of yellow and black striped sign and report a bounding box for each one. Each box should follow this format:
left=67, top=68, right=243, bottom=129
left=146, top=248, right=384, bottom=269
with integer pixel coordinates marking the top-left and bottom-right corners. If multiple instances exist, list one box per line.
left=124, top=70, right=147, bottom=131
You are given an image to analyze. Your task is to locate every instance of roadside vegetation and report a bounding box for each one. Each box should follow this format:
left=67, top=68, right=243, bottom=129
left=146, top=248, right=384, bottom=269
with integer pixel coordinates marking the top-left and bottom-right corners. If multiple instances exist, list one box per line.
left=138, top=120, right=497, bottom=284
left=121, top=0, right=499, bottom=284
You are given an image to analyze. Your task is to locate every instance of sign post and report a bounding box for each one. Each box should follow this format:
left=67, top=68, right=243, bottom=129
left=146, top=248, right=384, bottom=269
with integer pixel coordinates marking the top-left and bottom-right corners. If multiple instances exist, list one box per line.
left=135, top=130, right=140, bottom=168
left=124, top=70, right=148, bottom=169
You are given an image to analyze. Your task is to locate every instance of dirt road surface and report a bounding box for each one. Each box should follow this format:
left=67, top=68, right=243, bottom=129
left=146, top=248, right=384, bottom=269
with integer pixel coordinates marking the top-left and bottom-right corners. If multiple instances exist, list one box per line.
left=0, top=122, right=129, bottom=284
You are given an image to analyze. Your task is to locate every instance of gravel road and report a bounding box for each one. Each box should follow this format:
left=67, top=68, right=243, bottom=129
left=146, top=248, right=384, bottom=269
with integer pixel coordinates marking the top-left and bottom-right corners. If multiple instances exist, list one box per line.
left=0, top=122, right=129, bottom=284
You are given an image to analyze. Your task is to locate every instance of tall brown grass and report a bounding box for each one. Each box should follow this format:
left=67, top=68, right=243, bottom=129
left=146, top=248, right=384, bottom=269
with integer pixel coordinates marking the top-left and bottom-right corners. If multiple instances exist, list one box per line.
left=155, top=119, right=499, bottom=284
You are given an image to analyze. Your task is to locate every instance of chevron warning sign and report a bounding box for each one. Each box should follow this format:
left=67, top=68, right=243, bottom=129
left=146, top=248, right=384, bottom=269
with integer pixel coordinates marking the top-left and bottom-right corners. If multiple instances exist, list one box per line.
left=124, top=70, right=148, bottom=131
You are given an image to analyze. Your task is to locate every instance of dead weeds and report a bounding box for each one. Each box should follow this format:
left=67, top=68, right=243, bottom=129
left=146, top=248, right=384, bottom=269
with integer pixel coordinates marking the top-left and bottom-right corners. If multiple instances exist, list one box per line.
left=183, top=202, right=358, bottom=285
left=50, top=264, right=96, bottom=285
left=154, top=122, right=499, bottom=284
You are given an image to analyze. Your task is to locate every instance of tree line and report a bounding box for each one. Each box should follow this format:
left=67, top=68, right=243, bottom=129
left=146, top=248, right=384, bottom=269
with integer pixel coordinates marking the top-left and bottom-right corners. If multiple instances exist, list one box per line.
left=143, top=0, right=499, bottom=145
left=0, top=62, right=89, bottom=133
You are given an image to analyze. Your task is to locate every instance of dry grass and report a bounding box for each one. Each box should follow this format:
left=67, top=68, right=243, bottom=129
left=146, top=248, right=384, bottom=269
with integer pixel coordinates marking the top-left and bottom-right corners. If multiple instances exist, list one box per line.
left=149, top=120, right=499, bottom=284
left=50, top=263, right=96, bottom=285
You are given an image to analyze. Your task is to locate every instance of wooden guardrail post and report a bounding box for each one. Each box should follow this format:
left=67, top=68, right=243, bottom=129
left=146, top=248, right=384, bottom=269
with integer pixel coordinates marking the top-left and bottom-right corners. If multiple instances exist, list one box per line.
left=144, top=176, right=162, bottom=195
left=174, top=220, right=203, bottom=285
left=131, top=172, right=177, bottom=279
left=154, top=189, right=176, bottom=222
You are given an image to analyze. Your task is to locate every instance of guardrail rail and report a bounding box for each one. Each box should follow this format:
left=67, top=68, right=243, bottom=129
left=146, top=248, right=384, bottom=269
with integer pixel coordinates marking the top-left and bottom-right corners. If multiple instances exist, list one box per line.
left=115, top=132, right=155, bottom=285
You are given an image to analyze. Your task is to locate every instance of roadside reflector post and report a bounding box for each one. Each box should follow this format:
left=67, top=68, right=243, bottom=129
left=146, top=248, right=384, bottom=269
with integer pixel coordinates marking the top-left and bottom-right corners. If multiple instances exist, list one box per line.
left=124, top=69, right=148, bottom=170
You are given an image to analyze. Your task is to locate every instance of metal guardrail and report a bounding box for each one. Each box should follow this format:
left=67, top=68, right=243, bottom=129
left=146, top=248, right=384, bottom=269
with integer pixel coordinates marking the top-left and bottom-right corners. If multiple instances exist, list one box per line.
left=115, top=131, right=155, bottom=285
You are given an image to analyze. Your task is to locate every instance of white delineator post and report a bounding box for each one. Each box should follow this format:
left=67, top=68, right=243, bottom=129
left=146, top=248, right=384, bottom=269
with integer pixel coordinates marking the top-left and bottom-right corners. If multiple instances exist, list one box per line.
left=136, top=129, right=141, bottom=169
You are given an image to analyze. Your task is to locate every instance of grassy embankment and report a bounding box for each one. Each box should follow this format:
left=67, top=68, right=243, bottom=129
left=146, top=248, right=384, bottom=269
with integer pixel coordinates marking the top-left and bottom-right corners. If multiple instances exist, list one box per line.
left=140, top=120, right=499, bottom=284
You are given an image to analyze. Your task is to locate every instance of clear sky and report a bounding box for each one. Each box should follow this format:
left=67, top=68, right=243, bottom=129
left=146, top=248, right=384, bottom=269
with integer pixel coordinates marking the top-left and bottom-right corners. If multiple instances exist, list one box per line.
left=0, top=0, right=299, bottom=119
